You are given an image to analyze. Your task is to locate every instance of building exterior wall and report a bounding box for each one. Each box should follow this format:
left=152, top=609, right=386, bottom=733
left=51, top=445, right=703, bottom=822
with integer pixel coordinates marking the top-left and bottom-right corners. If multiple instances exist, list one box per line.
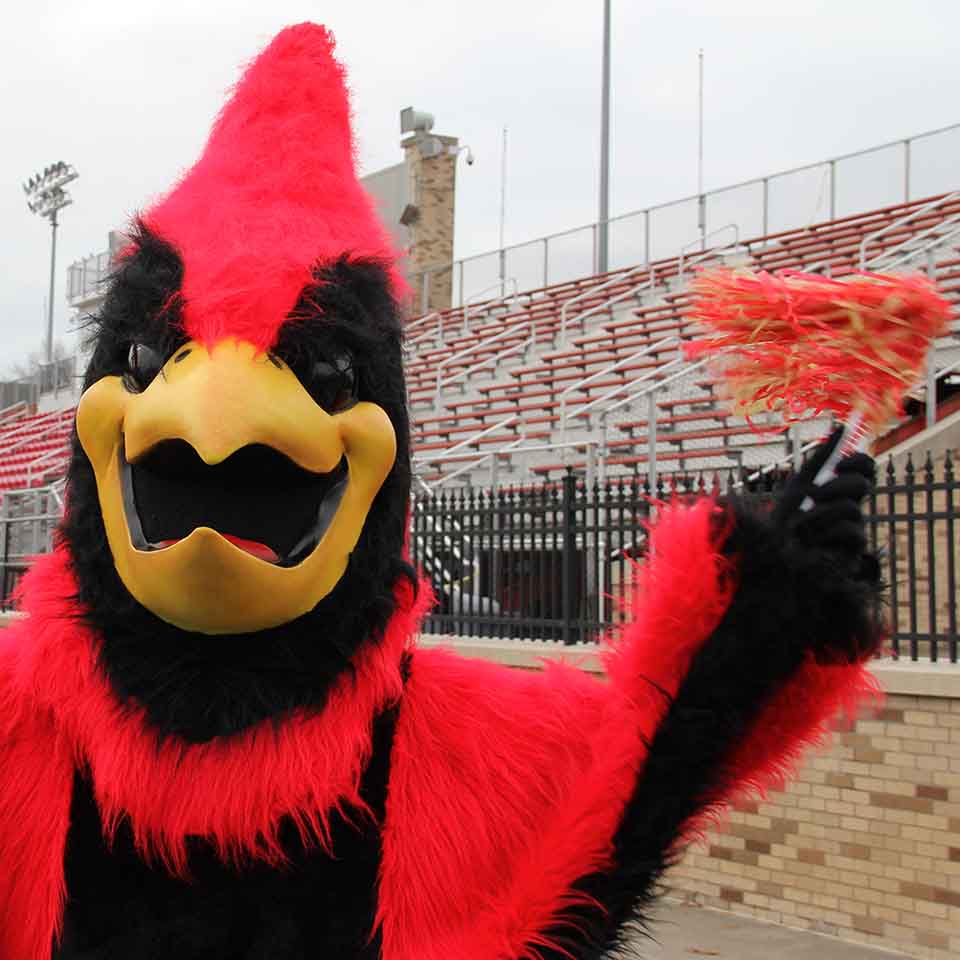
left=361, top=161, right=410, bottom=253
left=402, top=133, right=458, bottom=314
left=666, top=678, right=960, bottom=960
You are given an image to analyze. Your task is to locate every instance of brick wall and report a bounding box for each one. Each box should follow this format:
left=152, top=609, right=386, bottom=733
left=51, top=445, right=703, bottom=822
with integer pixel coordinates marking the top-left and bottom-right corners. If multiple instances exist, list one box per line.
left=417, top=639, right=959, bottom=959
left=402, top=133, right=458, bottom=313
left=666, top=671, right=960, bottom=959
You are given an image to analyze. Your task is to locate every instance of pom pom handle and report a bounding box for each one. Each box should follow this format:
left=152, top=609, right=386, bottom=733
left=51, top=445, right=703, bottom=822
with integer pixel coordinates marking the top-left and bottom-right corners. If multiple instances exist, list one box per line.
left=801, top=410, right=867, bottom=511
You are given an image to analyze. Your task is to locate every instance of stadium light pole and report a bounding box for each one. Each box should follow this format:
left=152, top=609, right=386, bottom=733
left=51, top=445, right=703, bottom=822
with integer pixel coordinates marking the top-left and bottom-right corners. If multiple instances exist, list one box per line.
left=597, top=0, right=611, bottom=275
left=23, top=161, right=79, bottom=365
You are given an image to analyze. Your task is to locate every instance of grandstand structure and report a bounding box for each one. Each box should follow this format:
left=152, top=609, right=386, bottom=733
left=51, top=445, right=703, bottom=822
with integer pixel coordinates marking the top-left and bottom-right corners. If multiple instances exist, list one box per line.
left=408, top=191, right=960, bottom=489
left=2, top=132, right=960, bottom=607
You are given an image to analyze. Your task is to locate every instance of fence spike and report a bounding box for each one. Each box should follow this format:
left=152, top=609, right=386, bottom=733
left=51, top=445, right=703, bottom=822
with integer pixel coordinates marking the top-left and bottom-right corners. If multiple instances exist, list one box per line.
left=945, top=449, right=954, bottom=481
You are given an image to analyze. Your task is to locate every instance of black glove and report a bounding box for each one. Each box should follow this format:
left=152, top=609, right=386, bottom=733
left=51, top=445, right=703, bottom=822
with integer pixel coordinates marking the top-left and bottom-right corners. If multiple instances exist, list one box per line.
left=773, top=427, right=877, bottom=579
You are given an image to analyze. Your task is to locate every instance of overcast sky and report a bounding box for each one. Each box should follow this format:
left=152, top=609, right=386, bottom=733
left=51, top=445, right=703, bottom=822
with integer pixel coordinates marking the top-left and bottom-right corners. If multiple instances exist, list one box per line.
left=2, top=0, right=958, bottom=372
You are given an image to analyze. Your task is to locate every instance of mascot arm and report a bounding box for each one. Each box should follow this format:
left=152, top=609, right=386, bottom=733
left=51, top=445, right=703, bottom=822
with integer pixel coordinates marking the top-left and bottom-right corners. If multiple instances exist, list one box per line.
left=549, top=433, right=883, bottom=957
left=380, top=434, right=881, bottom=960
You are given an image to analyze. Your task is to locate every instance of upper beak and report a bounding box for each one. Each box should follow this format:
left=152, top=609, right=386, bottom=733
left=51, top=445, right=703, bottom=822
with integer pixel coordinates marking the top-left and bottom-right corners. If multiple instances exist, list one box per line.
left=122, top=338, right=342, bottom=473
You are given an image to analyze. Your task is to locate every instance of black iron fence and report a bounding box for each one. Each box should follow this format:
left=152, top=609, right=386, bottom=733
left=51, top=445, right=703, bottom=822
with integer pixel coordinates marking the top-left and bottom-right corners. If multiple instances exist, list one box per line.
left=2, top=454, right=957, bottom=662
left=411, top=452, right=960, bottom=663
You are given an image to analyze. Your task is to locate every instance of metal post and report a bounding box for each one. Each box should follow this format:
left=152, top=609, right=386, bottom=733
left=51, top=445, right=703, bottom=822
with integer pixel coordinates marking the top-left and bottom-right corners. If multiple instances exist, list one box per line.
left=561, top=470, right=577, bottom=645
left=543, top=238, right=549, bottom=287
left=925, top=250, right=937, bottom=429
left=904, top=139, right=911, bottom=202
left=829, top=160, right=836, bottom=220
left=499, top=126, right=508, bottom=295
left=926, top=352, right=937, bottom=430
left=46, top=210, right=58, bottom=365
left=647, top=390, right=658, bottom=495
left=597, top=0, right=611, bottom=275
left=643, top=209, right=650, bottom=264
left=697, top=48, right=705, bottom=248
left=762, top=177, right=769, bottom=235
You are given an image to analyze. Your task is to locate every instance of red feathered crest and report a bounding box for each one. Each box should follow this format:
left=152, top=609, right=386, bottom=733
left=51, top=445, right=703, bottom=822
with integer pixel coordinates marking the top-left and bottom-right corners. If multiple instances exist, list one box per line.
left=143, top=23, right=402, bottom=351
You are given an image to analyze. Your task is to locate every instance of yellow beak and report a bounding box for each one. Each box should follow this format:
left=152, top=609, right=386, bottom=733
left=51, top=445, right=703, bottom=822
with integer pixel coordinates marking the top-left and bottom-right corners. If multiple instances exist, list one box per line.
left=76, top=339, right=397, bottom=634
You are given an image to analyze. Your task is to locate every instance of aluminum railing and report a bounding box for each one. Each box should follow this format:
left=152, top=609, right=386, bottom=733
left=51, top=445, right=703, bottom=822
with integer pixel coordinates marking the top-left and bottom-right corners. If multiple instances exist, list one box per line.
left=859, top=191, right=960, bottom=268
left=558, top=264, right=652, bottom=347
left=868, top=216, right=960, bottom=272
left=676, top=224, right=741, bottom=281
left=433, top=320, right=536, bottom=409
left=409, top=123, right=960, bottom=306
left=557, top=337, right=682, bottom=447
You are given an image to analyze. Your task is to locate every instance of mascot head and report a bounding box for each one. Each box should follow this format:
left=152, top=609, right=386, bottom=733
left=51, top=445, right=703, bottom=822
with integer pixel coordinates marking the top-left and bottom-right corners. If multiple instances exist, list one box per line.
left=62, top=24, right=413, bottom=741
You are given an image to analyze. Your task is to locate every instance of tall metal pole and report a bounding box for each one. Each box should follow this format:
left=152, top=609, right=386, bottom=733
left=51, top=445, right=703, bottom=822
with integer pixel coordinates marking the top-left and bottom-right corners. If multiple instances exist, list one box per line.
left=46, top=210, right=59, bottom=366
left=598, top=0, right=611, bottom=274
left=697, top=48, right=705, bottom=249
left=499, top=126, right=508, bottom=294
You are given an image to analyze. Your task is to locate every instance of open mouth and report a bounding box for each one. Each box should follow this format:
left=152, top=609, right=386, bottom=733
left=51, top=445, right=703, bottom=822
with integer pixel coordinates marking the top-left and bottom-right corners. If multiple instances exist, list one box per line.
left=120, top=440, right=348, bottom=567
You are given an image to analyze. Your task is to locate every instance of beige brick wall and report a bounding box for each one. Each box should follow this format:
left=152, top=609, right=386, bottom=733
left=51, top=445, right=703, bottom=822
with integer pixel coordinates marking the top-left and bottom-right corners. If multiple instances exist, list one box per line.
left=666, top=685, right=960, bottom=959
left=402, top=133, right=458, bottom=313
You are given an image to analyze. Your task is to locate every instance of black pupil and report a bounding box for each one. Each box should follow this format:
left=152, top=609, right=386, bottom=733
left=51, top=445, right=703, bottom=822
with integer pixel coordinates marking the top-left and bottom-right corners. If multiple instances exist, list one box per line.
left=309, top=355, right=356, bottom=413
left=126, top=343, right=164, bottom=389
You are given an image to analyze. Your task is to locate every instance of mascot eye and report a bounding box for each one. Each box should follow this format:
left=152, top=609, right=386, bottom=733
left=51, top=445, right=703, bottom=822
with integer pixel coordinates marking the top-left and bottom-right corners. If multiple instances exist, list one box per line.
left=305, top=350, right=357, bottom=414
left=123, top=342, right=165, bottom=392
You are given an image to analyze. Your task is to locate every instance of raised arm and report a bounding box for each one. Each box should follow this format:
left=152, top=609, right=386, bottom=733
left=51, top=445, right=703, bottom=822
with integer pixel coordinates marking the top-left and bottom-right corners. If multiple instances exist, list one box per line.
left=540, top=431, right=883, bottom=959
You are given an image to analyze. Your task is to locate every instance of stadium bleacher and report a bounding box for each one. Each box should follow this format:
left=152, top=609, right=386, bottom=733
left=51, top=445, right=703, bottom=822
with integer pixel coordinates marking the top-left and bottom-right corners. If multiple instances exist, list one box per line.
left=0, top=405, right=73, bottom=492
left=1, top=192, right=959, bottom=496
left=409, top=192, right=960, bottom=483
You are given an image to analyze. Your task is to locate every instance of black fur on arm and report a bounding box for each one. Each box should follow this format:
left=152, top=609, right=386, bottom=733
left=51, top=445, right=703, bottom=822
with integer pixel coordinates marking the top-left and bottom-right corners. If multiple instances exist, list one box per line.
left=60, top=224, right=415, bottom=744
left=536, top=438, right=883, bottom=959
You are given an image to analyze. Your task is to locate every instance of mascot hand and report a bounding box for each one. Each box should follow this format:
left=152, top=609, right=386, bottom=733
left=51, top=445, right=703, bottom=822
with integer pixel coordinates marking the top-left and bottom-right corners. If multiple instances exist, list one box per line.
left=772, top=427, right=879, bottom=583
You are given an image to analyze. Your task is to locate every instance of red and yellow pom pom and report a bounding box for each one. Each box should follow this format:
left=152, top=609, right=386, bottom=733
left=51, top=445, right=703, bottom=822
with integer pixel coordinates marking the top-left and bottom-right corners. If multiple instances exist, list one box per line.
left=685, top=268, right=952, bottom=434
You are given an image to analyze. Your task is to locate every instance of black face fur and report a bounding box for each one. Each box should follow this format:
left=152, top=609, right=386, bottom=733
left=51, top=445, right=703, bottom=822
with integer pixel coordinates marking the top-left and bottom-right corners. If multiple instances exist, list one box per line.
left=60, top=224, right=413, bottom=743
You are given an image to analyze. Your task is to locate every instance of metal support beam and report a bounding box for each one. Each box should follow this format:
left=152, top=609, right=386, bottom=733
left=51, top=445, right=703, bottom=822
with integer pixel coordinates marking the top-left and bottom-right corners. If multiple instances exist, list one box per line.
left=46, top=211, right=58, bottom=365
left=597, top=0, right=611, bottom=274
left=647, top=390, right=658, bottom=494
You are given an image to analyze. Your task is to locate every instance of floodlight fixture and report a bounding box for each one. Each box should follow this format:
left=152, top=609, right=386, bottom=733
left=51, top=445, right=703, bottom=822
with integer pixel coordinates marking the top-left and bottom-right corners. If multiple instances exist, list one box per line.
left=400, top=107, right=435, bottom=136
left=23, top=160, right=79, bottom=364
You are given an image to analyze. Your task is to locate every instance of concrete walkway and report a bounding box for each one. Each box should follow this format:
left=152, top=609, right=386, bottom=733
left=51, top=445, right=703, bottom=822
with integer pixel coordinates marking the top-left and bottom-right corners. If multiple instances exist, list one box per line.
left=637, top=902, right=911, bottom=960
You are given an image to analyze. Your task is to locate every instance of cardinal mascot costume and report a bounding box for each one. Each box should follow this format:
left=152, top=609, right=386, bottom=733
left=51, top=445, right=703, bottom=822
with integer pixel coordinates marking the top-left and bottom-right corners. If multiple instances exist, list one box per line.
left=0, top=24, right=882, bottom=960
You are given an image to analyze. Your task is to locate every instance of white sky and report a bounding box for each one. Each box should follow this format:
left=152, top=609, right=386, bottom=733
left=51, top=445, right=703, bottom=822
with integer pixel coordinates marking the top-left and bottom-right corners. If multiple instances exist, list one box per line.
left=1, top=0, right=958, bottom=370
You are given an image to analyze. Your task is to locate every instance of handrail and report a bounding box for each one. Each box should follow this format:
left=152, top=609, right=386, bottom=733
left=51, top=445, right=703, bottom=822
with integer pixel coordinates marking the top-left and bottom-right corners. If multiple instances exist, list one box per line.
left=406, top=124, right=960, bottom=306
left=415, top=413, right=521, bottom=459
left=462, top=278, right=519, bottom=333
left=869, top=216, right=960, bottom=270
left=416, top=437, right=606, bottom=492
left=0, top=410, right=71, bottom=456
left=405, top=309, right=442, bottom=341
left=434, top=320, right=535, bottom=408
left=677, top=223, right=741, bottom=280
left=25, top=446, right=71, bottom=486
left=598, top=355, right=714, bottom=423
left=557, top=336, right=682, bottom=446
left=859, top=191, right=960, bottom=268
left=559, top=264, right=651, bottom=347
left=0, top=402, right=28, bottom=427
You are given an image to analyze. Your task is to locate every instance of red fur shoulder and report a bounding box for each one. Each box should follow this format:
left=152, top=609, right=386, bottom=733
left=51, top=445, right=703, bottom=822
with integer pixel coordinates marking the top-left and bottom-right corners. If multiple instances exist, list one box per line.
left=0, top=618, right=74, bottom=960
left=378, top=647, right=648, bottom=960
left=0, top=549, right=431, bottom=959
